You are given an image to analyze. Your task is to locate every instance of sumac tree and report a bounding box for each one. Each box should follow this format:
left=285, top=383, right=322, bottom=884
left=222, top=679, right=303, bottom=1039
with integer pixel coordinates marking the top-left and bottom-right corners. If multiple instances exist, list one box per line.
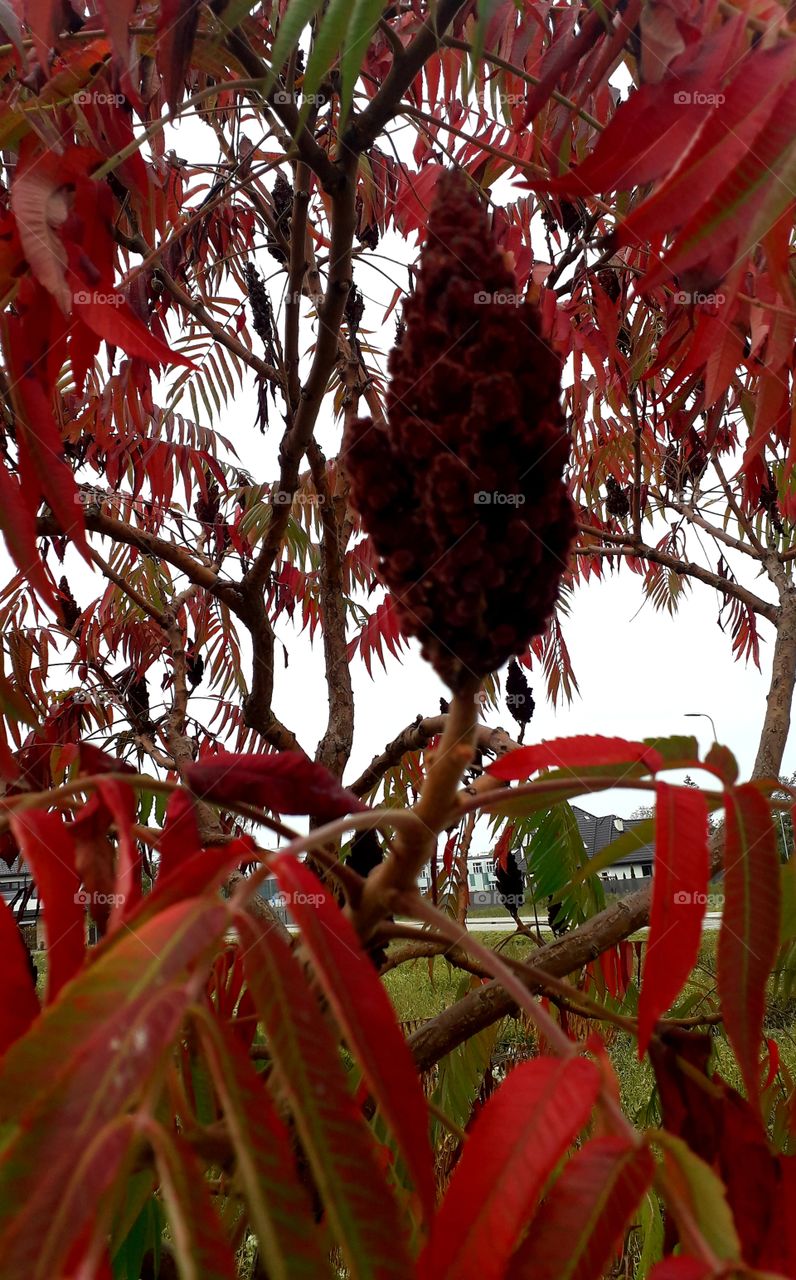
left=0, top=1, right=793, bottom=1277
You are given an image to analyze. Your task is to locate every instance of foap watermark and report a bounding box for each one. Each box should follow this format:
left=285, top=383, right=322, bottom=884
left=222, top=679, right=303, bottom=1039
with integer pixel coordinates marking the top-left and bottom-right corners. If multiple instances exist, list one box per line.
left=75, top=889, right=126, bottom=908
left=673, top=90, right=725, bottom=106
left=474, top=290, right=524, bottom=305
left=475, top=90, right=526, bottom=109
left=274, top=891, right=326, bottom=908
left=506, top=692, right=528, bottom=708
left=673, top=891, right=723, bottom=907
left=74, top=90, right=126, bottom=107
left=673, top=290, right=725, bottom=307
left=273, top=90, right=327, bottom=106
left=74, top=289, right=124, bottom=308
left=74, top=485, right=106, bottom=507
left=474, top=490, right=526, bottom=506
left=471, top=889, right=523, bottom=909
left=271, top=491, right=325, bottom=506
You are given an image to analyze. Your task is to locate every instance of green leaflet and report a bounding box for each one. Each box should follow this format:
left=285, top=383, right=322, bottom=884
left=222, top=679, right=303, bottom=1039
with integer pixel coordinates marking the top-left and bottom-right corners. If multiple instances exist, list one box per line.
left=653, top=1131, right=742, bottom=1261
left=300, top=0, right=352, bottom=114
left=339, top=0, right=389, bottom=125
left=521, top=802, right=605, bottom=929
left=266, top=0, right=327, bottom=99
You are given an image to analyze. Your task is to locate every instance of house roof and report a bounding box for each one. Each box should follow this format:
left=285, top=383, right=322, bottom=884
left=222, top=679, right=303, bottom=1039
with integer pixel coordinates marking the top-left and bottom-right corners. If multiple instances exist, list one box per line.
left=571, top=805, right=653, bottom=866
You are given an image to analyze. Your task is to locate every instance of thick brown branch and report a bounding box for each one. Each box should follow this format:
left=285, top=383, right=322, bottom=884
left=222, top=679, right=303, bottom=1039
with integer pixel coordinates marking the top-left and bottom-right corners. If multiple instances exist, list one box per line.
left=238, top=591, right=302, bottom=753
left=308, top=440, right=355, bottom=778
left=39, top=510, right=231, bottom=603
left=350, top=715, right=519, bottom=797
left=753, top=588, right=796, bottom=778
left=285, top=163, right=311, bottom=412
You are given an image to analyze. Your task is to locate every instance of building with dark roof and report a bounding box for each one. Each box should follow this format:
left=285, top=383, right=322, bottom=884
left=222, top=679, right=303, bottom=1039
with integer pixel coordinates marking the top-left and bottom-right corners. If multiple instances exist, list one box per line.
left=572, top=804, right=654, bottom=891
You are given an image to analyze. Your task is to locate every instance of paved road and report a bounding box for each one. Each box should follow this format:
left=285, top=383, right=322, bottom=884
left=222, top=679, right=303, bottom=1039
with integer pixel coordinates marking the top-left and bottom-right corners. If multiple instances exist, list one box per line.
left=464, top=913, right=723, bottom=933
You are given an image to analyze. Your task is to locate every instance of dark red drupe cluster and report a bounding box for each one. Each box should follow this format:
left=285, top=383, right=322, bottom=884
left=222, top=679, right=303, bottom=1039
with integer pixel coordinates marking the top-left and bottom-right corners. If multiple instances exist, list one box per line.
left=344, top=171, right=575, bottom=691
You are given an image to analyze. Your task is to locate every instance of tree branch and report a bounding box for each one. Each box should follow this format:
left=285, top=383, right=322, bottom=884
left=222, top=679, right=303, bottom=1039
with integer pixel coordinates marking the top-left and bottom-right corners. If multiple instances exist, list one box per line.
left=222, top=30, right=342, bottom=194
left=343, top=0, right=468, bottom=154
left=88, top=547, right=168, bottom=627
left=244, top=151, right=359, bottom=589
left=157, top=266, right=281, bottom=385
left=349, top=715, right=519, bottom=796
left=40, top=510, right=232, bottom=603
left=712, top=454, right=768, bottom=558
left=308, top=439, right=355, bottom=778
left=649, top=489, right=764, bottom=561
left=576, top=541, right=778, bottom=623
left=355, top=682, right=480, bottom=937
left=285, top=163, right=311, bottom=412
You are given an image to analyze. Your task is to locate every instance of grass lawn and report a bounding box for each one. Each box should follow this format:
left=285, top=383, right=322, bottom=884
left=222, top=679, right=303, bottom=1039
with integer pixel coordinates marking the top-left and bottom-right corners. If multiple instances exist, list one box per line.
left=383, top=931, right=796, bottom=1118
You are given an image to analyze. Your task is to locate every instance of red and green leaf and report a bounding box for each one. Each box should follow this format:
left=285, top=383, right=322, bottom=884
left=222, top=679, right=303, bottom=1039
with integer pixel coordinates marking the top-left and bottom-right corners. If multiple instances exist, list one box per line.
left=486, top=736, right=664, bottom=783
left=238, top=913, right=414, bottom=1279
left=507, top=1137, right=655, bottom=1280
left=148, top=1125, right=237, bottom=1280
left=187, top=750, right=364, bottom=821
left=718, top=783, right=781, bottom=1108
left=270, top=854, right=435, bottom=1222
left=10, top=809, right=84, bottom=1002
left=419, top=1056, right=601, bottom=1280
left=0, top=895, right=39, bottom=1054
left=0, top=897, right=229, bottom=1117
left=638, top=782, right=710, bottom=1054
left=195, top=1011, right=334, bottom=1280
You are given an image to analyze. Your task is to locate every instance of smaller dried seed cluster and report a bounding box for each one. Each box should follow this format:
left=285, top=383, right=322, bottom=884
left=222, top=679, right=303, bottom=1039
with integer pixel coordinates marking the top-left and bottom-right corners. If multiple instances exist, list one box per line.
left=344, top=171, right=575, bottom=691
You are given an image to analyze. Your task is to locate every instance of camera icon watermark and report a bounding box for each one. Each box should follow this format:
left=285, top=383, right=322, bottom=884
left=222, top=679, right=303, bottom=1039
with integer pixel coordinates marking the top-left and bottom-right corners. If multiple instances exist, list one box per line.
left=474, top=491, right=526, bottom=506
left=673, top=891, right=723, bottom=907
left=73, top=289, right=124, bottom=307
left=75, top=889, right=126, bottom=908
left=673, top=90, right=725, bottom=106
left=471, top=890, right=494, bottom=907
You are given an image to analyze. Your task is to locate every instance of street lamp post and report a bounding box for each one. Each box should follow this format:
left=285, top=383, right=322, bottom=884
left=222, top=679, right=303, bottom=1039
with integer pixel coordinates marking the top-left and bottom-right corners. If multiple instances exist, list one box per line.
left=685, top=711, right=718, bottom=742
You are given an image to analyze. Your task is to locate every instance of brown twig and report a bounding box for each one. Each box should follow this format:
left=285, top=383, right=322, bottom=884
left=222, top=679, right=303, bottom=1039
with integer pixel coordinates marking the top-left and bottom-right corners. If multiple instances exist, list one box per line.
left=354, top=682, right=480, bottom=937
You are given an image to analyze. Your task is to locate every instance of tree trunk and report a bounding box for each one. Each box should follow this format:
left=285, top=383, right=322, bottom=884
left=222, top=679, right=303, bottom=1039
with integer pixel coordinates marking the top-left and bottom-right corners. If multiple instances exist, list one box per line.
left=753, top=588, right=796, bottom=780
